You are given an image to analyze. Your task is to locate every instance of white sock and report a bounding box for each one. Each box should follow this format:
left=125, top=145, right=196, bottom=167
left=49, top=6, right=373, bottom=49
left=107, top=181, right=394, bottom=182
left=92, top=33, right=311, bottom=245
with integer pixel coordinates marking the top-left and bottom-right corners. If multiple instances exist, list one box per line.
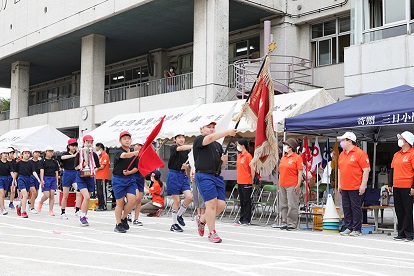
left=172, top=209, right=178, bottom=224
left=80, top=212, right=86, bottom=218
left=177, top=203, right=187, bottom=217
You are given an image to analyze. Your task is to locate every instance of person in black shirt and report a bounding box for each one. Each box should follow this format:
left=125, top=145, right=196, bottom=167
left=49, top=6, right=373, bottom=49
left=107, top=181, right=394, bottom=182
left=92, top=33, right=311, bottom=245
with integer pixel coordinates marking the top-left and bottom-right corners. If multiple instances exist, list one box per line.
left=166, top=130, right=193, bottom=232
left=193, top=120, right=236, bottom=243
left=7, top=148, right=17, bottom=209
left=28, top=149, right=41, bottom=214
left=37, top=146, right=60, bottom=216
left=14, top=148, right=41, bottom=218
left=112, top=131, right=138, bottom=233
left=0, top=149, right=14, bottom=215
left=73, top=135, right=100, bottom=226
left=60, top=138, right=79, bottom=219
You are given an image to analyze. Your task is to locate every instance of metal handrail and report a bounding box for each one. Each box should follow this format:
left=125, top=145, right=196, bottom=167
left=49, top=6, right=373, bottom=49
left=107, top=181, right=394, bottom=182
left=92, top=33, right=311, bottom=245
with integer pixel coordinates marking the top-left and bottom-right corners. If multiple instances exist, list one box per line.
left=104, top=72, right=194, bottom=103
left=28, top=96, right=80, bottom=116
left=232, top=54, right=314, bottom=99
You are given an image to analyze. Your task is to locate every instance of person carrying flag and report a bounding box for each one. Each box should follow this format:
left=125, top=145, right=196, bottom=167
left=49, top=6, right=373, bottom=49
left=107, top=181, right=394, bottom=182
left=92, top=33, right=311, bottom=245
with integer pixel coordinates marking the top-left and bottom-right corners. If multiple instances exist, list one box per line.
left=193, top=120, right=237, bottom=243
left=112, top=131, right=138, bottom=233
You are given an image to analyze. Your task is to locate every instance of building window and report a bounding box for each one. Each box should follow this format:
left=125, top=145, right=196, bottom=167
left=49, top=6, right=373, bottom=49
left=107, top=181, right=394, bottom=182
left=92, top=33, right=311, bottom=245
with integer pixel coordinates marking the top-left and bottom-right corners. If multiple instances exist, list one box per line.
left=352, top=0, right=414, bottom=43
left=311, top=17, right=350, bottom=67
left=229, top=36, right=260, bottom=63
left=178, top=54, right=193, bottom=74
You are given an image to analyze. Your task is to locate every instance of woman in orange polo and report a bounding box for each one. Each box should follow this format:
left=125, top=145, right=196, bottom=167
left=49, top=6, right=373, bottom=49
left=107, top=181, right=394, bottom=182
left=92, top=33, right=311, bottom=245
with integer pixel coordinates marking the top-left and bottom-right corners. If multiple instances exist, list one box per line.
left=275, top=138, right=303, bottom=230
left=236, top=138, right=253, bottom=226
left=389, top=131, right=414, bottom=242
left=337, top=132, right=370, bottom=237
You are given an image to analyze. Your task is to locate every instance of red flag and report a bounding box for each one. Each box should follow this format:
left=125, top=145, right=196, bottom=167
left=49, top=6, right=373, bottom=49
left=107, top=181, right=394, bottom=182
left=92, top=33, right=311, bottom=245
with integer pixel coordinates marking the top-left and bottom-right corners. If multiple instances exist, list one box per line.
left=138, top=116, right=165, bottom=177
left=234, top=56, right=278, bottom=176
left=301, top=136, right=312, bottom=206
left=301, top=136, right=312, bottom=170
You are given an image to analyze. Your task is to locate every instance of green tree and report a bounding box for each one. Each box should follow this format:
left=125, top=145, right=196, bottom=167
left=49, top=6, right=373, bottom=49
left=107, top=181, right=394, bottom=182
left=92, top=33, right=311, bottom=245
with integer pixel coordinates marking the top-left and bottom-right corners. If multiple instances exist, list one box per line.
left=0, top=97, right=10, bottom=112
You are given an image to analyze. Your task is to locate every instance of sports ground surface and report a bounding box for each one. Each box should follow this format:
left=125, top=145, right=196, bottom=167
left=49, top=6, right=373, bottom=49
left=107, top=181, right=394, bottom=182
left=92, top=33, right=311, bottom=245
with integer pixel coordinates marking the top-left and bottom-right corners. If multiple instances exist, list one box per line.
left=0, top=206, right=412, bottom=276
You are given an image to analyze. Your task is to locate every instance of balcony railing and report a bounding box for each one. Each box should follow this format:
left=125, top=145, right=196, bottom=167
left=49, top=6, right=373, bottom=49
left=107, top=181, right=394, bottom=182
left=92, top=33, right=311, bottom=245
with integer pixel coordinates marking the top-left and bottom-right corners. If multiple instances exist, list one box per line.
left=104, top=73, right=193, bottom=103
left=362, top=20, right=412, bottom=43
left=28, top=96, right=80, bottom=116
left=232, top=55, right=314, bottom=99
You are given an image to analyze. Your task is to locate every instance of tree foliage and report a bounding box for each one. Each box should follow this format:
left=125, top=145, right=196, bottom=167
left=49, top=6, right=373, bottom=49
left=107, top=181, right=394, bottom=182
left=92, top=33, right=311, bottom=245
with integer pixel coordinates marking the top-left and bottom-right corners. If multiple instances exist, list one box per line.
left=0, top=97, right=10, bottom=112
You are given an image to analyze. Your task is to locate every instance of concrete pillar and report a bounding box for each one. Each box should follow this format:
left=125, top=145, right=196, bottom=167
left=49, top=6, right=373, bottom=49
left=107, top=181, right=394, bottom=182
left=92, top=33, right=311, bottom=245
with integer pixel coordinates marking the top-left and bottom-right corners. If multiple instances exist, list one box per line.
left=193, top=0, right=229, bottom=103
left=149, top=48, right=169, bottom=80
left=79, top=34, right=106, bottom=134
left=9, top=61, right=30, bottom=121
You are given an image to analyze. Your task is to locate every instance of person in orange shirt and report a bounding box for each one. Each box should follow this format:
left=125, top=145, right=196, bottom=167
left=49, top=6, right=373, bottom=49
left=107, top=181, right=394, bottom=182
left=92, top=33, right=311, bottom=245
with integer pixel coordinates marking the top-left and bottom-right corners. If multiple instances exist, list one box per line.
left=140, top=170, right=164, bottom=216
left=235, top=138, right=254, bottom=226
left=388, top=131, right=414, bottom=242
left=274, top=138, right=303, bottom=230
left=337, top=132, right=370, bottom=237
left=95, top=143, right=110, bottom=211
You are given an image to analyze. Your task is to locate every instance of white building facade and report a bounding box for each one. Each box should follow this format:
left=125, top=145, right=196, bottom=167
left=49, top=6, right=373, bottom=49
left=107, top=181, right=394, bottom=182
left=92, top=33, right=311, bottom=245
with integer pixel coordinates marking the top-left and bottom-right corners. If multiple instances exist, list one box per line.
left=0, top=0, right=351, bottom=137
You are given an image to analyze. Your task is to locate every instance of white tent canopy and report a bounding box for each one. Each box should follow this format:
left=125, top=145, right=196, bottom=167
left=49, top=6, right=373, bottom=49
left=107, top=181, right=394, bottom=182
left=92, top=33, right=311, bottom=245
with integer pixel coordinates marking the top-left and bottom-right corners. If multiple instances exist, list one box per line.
left=233, top=88, right=336, bottom=134
left=87, top=105, right=199, bottom=148
left=87, top=88, right=336, bottom=147
left=0, top=124, right=70, bottom=152
left=159, top=101, right=238, bottom=139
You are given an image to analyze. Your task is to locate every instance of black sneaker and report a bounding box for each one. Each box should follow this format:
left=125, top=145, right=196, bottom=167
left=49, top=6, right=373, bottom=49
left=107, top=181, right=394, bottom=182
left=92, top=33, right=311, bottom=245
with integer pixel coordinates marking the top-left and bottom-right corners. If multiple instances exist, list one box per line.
left=287, top=226, right=297, bottom=231
left=405, top=237, right=413, bottom=242
left=177, top=215, right=185, bottom=226
left=170, top=223, right=183, bottom=232
left=114, top=223, right=126, bottom=233
left=121, top=218, right=130, bottom=230
left=393, top=236, right=405, bottom=241
left=280, top=225, right=288, bottom=230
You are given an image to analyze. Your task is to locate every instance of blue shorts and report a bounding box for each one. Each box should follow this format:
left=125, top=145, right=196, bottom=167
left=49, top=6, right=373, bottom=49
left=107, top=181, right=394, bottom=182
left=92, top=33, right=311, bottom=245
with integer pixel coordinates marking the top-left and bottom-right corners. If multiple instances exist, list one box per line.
left=43, top=175, right=57, bottom=191
left=30, top=175, right=40, bottom=190
left=17, top=175, right=31, bottom=191
left=76, top=172, right=95, bottom=193
left=166, top=170, right=191, bottom=195
left=7, top=175, right=13, bottom=190
left=194, top=173, right=226, bottom=202
left=134, top=174, right=145, bottom=193
left=62, top=170, right=77, bottom=188
left=0, top=176, right=9, bottom=190
left=112, top=175, right=136, bottom=200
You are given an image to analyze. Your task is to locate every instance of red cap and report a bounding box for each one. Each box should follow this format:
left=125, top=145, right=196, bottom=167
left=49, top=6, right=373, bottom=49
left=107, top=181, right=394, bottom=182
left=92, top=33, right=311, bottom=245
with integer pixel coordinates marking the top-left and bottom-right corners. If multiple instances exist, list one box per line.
left=83, top=135, right=94, bottom=142
left=67, top=138, right=78, bottom=145
left=119, top=131, right=131, bottom=139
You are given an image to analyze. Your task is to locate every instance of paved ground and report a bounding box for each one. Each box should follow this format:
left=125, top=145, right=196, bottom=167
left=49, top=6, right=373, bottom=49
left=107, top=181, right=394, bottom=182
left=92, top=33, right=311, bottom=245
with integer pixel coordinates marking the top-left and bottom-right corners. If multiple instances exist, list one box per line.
left=1, top=203, right=413, bottom=276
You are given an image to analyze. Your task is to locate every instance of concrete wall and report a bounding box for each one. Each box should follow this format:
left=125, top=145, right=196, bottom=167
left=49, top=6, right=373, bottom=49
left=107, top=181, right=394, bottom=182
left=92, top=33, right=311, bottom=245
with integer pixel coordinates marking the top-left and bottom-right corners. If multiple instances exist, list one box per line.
left=314, top=63, right=345, bottom=100
left=0, top=0, right=149, bottom=59
left=344, top=35, right=414, bottom=96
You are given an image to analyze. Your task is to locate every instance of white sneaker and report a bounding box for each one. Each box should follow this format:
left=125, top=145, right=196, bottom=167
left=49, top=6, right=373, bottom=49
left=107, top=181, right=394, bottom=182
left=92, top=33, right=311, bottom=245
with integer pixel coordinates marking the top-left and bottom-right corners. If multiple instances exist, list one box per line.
left=1, top=209, right=8, bottom=215
left=61, top=213, right=68, bottom=220
left=75, top=211, right=80, bottom=217
left=30, top=208, right=38, bottom=214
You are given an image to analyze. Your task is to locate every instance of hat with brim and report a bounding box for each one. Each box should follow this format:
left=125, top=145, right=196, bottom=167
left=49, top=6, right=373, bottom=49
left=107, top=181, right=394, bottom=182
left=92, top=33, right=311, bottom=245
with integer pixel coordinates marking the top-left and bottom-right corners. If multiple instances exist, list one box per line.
left=199, top=120, right=217, bottom=129
left=397, top=131, right=414, bottom=146
left=45, top=146, right=54, bottom=152
left=119, top=131, right=131, bottom=139
left=132, top=138, right=144, bottom=146
left=337, top=131, right=356, bottom=142
left=283, top=138, right=299, bottom=151
left=32, top=148, right=41, bottom=153
left=20, top=148, right=31, bottom=153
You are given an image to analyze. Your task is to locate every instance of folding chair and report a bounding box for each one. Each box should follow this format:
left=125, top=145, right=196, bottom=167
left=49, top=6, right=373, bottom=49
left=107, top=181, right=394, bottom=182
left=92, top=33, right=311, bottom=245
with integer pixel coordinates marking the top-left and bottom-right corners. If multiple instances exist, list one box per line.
left=220, top=184, right=239, bottom=221
left=251, top=184, right=278, bottom=225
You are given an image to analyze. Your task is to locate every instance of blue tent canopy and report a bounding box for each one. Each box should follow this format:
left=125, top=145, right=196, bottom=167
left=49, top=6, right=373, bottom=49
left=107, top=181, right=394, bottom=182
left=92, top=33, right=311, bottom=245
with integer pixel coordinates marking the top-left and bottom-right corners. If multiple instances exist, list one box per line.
left=285, top=85, right=414, bottom=142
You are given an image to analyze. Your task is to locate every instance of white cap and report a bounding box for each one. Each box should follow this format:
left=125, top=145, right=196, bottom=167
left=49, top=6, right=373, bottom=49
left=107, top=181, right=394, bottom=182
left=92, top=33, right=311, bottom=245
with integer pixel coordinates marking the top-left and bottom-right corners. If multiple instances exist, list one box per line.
left=0, top=148, right=8, bottom=154
left=45, top=146, right=54, bottom=151
left=132, top=138, right=144, bottom=146
left=337, top=131, right=357, bottom=142
left=199, top=120, right=217, bottom=129
left=20, top=148, right=31, bottom=153
left=6, top=147, right=14, bottom=153
left=397, top=131, right=414, bottom=146
left=173, top=130, right=185, bottom=137
left=32, top=148, right=41, bottom=153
